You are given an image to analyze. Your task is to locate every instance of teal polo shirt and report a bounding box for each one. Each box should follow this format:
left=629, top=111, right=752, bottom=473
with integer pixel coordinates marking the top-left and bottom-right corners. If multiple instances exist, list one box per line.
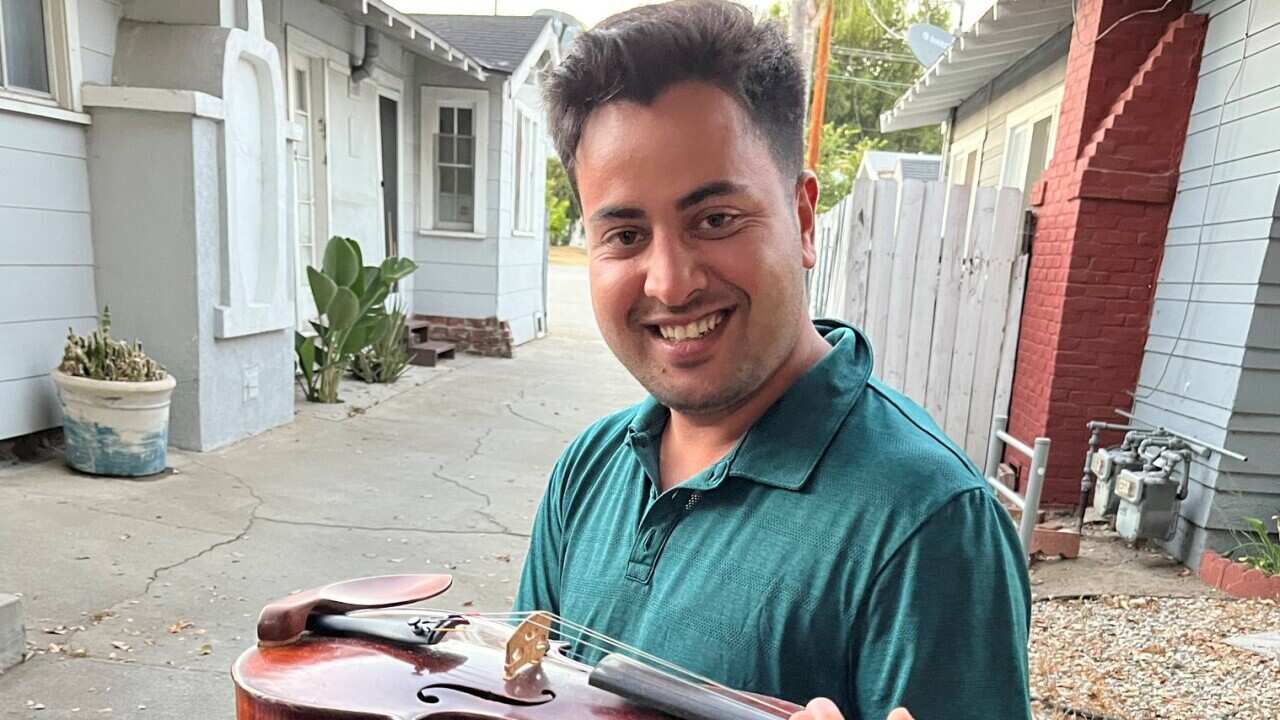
left=515, top=320, right=1032, bottom=719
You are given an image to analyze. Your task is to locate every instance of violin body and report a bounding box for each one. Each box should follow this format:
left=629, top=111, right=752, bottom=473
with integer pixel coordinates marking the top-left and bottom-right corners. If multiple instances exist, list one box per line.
left=232, top=575, right=799, bottom=720
left=234, top=608, right=673, bottom=719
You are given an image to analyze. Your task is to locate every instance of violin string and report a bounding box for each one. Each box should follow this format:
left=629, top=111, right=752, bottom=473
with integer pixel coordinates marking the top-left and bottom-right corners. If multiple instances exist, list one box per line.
left=461, top=610, right=792, bottom=718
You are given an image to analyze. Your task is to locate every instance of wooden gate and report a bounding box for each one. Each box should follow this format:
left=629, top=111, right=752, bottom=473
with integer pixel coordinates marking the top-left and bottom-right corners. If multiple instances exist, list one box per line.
left=809, top=179, right=1029, bottom=464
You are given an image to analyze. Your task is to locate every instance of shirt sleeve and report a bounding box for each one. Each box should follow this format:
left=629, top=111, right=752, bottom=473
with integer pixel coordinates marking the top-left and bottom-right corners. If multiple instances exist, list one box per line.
left=851, top=487, right=1032, bottom=720
left=513, top=456, right=568, bottom=615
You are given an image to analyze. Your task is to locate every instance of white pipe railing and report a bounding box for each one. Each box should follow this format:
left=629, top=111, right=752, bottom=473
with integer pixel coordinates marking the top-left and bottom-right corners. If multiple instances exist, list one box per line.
left=983, top=414, right=1051, bottom=565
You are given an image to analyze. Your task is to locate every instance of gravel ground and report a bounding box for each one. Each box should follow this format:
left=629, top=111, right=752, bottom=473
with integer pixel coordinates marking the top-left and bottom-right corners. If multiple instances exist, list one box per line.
left=1029, top=595, right=1280, bottom=719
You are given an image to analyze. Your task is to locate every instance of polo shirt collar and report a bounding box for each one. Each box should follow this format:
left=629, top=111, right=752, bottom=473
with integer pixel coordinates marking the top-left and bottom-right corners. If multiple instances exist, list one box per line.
left=626, top=319, right=873, bottom=492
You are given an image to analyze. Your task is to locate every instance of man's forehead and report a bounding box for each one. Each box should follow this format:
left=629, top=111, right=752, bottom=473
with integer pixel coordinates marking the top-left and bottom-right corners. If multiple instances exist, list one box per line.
left=574, top=82, right=774, bottom=213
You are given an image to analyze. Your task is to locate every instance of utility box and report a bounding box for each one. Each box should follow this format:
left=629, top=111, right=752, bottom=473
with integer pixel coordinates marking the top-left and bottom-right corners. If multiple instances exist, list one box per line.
left=1114, top=469, right=1180, bottom=541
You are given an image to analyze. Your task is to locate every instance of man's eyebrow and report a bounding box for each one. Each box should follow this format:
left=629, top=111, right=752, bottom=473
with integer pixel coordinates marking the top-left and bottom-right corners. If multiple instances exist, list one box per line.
left=675, top=180, right=745, bottom=211
left=591, top=205, right=646, bottom=222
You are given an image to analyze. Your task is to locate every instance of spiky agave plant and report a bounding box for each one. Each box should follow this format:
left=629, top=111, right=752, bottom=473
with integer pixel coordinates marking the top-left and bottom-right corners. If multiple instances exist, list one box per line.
left=59, top=307, right=166, bottom=382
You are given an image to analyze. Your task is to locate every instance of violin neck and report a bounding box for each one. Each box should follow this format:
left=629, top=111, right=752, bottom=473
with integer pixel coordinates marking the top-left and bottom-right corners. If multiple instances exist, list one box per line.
left=587, top=653, right=786, bottom=720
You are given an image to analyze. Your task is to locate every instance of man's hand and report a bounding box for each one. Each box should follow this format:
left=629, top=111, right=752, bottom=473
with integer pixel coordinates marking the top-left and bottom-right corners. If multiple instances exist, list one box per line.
left=786, top=698, right=914, bottom=720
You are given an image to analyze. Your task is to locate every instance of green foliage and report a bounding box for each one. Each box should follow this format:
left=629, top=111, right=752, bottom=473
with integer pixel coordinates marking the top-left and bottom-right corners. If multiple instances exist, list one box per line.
left=1228, top=516, right=1280, bottom=577
left=545, top=156, right=578, bottom=247
left=296, top=236, right=416, bottom=403
left=812, top=123, right=885, bottom=213
left=821, top=0, right=950, bottom=157
left=351, top=301, right=412, bottom=385
left=60, top=307, right=166, bottom=382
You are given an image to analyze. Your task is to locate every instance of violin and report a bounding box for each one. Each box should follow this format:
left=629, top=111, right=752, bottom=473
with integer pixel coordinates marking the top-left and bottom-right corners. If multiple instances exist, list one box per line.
left=232, top=574, right=802, bottom=720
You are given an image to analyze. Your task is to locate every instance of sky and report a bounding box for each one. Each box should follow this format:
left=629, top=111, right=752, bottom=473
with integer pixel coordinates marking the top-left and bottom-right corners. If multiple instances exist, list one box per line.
left=390, top=0, right=770, bottom=29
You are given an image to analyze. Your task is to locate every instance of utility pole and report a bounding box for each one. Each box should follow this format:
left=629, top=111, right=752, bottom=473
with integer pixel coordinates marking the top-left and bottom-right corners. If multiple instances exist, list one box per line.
left=805, top=0, right=834, bottom=171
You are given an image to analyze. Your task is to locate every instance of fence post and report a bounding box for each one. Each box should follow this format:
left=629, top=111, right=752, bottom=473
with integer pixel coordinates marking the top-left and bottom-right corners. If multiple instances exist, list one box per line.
left=984, top=415, right=1007, bottom=479
left=1018, top=437, right=1052, bottom=563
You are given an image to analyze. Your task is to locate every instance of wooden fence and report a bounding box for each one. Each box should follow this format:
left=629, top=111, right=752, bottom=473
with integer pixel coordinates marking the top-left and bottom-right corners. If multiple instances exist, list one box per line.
left=808, top=178, right=1029, bottom=464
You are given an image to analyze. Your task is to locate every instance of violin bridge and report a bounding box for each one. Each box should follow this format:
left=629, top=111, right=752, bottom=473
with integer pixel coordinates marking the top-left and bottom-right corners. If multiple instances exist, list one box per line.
left=503, top=611, right=552, bottom=680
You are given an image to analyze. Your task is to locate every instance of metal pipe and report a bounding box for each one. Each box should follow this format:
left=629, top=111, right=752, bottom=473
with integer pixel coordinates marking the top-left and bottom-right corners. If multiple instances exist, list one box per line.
left=1018, top=437, right=1052, bottom=567
left=1114, top=409, right=1248, bottom=462
left=997, top=430, right=1034, bottom=459
left=1077, top=426, right=1102, bottom=532
left=984, top=415, right=1008, bottom=479
left=986, top=477, right=1025, bottom=508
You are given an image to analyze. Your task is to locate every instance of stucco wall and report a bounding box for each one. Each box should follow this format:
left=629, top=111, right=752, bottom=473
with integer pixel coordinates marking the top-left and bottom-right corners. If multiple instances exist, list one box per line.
left=0, top=0, right=122, bottom=441
left=1136, top=0, right=1280, bottom=565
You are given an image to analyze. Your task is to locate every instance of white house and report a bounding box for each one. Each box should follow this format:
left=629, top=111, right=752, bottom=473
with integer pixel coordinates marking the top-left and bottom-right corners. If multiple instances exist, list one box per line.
left=0, top=0, right=563, bottom=450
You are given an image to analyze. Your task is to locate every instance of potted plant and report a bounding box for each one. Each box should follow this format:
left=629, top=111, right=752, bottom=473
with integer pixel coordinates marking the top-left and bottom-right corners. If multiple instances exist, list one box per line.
left=51, top=308, right=175, bottom=477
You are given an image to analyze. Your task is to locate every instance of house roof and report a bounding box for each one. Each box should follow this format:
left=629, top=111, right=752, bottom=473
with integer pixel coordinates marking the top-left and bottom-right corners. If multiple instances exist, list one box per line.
left=319, top=0, right=488, bottom=80
left=410, top=15, right=554, bottom=73
left=858, top=151, right=942, bottom=181
left=880, top=0, right=1074, bottom=133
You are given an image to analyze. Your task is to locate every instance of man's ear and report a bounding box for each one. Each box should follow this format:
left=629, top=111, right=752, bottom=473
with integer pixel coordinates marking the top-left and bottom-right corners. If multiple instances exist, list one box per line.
left=796, top=171, right=820, bottom=269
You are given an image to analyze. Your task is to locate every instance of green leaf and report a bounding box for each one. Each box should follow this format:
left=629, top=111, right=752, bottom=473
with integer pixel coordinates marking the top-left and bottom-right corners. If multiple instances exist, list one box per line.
left=379, top=257, right=417, bottom=284
left=322, top=237, right=361, bottom=288
left=296, top=335, right=316, bottom=379
left=341, top=323, right=373, bottom=356
left=307, top=266, right=338, bottom=314
left=326, top=287, right=359, bottom=330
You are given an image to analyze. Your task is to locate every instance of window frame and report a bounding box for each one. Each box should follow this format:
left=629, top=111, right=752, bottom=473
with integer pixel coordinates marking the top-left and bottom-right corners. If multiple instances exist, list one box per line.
left=0, top=0, right=83, bottom=120
left=998, top=85, right=1063, bottom=192
left=513, top=103, right=538, bottom=235
left=419, top=86, right=489, bottom=237
left=946, top=131, right=983, bottom=189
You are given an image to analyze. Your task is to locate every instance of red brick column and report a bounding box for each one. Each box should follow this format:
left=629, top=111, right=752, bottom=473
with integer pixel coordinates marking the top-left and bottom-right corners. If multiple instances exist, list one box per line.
left=1008, top=0, right=1208, bottom=504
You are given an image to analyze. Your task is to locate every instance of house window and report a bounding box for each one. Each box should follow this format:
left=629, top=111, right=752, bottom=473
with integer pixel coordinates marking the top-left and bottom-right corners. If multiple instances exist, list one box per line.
left=514, top=109, right=538, bottom=234
left=421, top=87, right=489, bottom=235
left=1, top=0, right=50, bottom=93
left=1000, top=86, right=1063, bottom=204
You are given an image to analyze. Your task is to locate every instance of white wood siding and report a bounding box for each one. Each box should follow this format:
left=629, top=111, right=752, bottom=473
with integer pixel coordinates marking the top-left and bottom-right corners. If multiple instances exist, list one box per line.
left=1138, top=0, right=1280, bottom=565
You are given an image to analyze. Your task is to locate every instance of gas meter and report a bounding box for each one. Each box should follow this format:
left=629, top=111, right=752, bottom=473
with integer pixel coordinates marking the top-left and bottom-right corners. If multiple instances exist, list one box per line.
left=1113, top=441, right=1193, bottom=542
left=1091, top=446, right=1143, bottom=518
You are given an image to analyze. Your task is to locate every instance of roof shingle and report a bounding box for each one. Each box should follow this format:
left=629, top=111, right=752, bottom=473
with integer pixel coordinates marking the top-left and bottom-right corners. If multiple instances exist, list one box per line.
left=410, top=14, right=552, bottom=73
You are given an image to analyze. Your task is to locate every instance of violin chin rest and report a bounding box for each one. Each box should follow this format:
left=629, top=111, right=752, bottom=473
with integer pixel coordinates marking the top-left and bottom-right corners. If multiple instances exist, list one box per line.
left=256, top=574, right=453, bottom=645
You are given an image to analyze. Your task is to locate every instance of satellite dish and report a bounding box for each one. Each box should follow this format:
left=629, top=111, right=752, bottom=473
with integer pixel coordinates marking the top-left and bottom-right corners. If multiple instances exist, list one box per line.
left=906, top=23, right=955, bottom=67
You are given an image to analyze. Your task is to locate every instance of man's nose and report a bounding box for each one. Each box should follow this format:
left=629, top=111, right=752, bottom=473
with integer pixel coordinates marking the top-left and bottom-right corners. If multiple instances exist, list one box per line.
left=642, top=231, right=708, bottom=308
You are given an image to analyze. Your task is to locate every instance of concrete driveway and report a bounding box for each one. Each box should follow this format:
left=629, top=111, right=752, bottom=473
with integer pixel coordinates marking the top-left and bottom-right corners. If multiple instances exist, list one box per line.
left=0, top=264, right=641, bottom=718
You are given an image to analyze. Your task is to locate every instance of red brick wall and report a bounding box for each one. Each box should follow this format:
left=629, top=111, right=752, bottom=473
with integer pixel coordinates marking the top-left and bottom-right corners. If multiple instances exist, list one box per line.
left=1008, top=0, right=1208, bottom=504
left=418, top=315, right=514, bottom=358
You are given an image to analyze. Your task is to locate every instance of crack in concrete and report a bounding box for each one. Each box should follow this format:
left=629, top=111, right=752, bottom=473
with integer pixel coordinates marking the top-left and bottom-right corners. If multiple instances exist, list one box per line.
left=255, top=515, right=528, bottom=539
left=17, top=495, right=231, bottom=537
left=504, top=402, right=562, bottom=432
left=466, top=427, right=494, bottom=463
left=429, top=469, right=512, bottom=535
left=79, top=655, right=227, bottom=676
left=139, top=478, right=263, bottom=598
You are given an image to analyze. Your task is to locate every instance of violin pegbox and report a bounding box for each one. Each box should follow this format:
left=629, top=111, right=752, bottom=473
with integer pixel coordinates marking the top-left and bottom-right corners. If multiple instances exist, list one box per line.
left=504, top=611, right=552, bottom=680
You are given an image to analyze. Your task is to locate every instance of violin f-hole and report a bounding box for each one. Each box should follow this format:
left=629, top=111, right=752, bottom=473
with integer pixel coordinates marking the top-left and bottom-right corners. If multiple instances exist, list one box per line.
left=418, top=684, right=556, bottom=707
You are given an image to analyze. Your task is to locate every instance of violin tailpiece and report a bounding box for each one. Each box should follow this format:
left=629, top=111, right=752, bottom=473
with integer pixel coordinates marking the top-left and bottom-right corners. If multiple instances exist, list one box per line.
left=503, top=611, right=552, bottom=680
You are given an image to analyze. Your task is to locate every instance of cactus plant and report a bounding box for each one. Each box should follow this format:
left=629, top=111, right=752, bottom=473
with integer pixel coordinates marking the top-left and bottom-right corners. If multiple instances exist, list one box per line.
left=59, top=307, right=166, bottom=382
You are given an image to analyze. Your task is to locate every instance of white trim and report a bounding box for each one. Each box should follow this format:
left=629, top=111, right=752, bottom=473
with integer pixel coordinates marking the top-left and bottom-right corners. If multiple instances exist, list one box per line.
left=419, top=85, right=489, bottom=236
left=0, top=93, right=89, bottom=123
left=82, top=86, right=226, bottom=120
left=513, top=101, right=538, bottom=234
left=286, top=25, right=349, bottom=67
left=417, top=229, right=484, bottom=240
left=999, top=84, right=1063, bottom=189
left=508, top=20, right=560, bottom=96
left=947, top=130, right=984, bottom=187
left=0, top=0, right=82, bottom=112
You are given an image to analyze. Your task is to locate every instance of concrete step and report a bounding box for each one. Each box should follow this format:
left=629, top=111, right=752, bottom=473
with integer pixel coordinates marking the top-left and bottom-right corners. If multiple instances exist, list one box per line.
left=409, top=340, right=456, bottom=367
left=1, top=593, right=24, bottom=672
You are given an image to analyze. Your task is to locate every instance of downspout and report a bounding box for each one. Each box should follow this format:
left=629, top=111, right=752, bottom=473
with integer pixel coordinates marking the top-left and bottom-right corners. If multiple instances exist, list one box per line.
left=351, top=25, right=379, bottom=84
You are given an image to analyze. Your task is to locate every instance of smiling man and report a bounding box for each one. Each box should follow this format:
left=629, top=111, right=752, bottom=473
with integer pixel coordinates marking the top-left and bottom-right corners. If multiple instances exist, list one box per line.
left=513, top=2, right=1032, bottom=719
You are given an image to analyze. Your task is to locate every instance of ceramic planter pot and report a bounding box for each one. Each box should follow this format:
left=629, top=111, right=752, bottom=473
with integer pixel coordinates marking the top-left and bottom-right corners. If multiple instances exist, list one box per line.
left=51, top=368, right=176, bottom=477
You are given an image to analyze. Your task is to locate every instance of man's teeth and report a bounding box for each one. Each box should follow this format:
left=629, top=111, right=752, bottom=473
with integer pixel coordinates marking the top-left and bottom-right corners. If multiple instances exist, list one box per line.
left=658, top=312, right=724, bottom=341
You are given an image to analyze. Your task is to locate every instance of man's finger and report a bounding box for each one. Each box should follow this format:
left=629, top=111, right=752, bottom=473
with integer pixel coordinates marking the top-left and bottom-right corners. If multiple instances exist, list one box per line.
left=787, top=697, right=844, bottom=720
left=886, top=708, right=914, bottom=720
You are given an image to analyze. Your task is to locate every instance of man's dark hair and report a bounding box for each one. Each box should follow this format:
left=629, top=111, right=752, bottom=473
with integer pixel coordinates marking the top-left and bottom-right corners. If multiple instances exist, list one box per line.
left=543, top=0, right=806, bottom=193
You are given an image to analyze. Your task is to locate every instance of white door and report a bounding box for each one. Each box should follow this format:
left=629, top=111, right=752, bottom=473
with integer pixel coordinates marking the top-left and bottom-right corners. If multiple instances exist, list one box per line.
left=326, top=66, right=385, bottom=268
left=289, top=52, right=326, bottom=332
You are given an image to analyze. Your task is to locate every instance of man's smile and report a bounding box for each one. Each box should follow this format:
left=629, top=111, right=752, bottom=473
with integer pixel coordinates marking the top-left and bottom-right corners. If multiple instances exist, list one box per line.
left=640, top=308, right=736, bottom=366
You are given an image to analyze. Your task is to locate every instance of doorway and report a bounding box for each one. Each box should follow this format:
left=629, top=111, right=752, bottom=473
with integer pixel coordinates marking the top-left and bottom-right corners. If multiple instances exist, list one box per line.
left=379, top=95, right=399, bottom=261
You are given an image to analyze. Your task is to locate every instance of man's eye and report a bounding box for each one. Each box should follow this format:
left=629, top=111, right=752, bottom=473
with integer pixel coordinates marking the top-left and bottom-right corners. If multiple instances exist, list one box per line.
left=608, top=230, right=643, bottom=246
left=700, top=213, right=737, bottom=231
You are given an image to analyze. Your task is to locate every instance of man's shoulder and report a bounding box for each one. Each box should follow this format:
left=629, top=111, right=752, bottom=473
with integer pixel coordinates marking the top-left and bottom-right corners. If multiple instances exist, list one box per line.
left=822, top=376, right=989, bottom=515
left=553, top=402, right=644, bottom=478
